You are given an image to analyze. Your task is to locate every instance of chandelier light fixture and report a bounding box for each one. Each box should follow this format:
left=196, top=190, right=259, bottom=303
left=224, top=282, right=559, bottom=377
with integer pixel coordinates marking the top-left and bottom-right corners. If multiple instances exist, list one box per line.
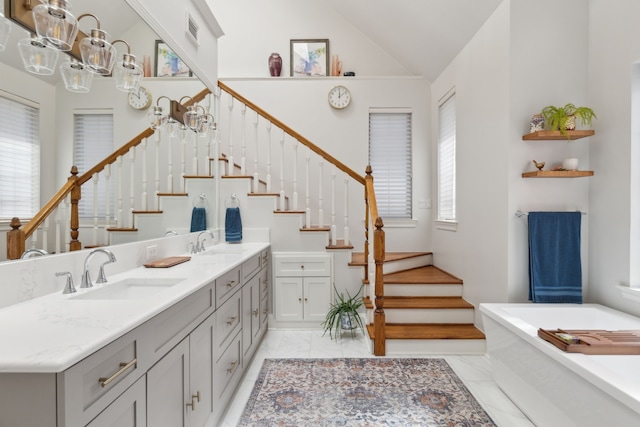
left=18, top=34, right=59, bottom=75
left=149, top=95, right=214, bottom=136
left=60, top=58, right=93, bottom=92
left=111, top=39, right=143, bottom=93
left=32, top=0, right=78, bottom=52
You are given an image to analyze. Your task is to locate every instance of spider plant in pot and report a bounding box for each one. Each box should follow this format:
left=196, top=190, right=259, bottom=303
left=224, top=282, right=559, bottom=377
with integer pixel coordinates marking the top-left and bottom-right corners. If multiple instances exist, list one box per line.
left=321, top=284, right=365, bottom=340
left=540, top=103, right=597, bottom=140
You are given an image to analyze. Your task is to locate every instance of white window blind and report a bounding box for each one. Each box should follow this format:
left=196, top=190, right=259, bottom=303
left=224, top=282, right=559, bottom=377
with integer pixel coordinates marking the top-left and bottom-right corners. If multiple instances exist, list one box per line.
left=438, top=91, right=456, bottom=220
left=0, top=93, right=40, bottom=219
left=368, top=110, right=412, bottom=219
left=73, top=112, right=113, bottom=218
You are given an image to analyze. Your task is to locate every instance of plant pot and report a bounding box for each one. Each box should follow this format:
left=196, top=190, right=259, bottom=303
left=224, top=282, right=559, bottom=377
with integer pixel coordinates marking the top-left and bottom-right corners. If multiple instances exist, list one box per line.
left=341, top=312, right=357, bottom=330
left=565, top=115, right=577, bottom=131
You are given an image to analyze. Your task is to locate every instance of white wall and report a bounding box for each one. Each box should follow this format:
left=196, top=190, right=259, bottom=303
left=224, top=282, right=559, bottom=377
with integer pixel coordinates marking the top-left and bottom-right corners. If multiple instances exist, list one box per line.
left=588, top=0, right=640, bottom=318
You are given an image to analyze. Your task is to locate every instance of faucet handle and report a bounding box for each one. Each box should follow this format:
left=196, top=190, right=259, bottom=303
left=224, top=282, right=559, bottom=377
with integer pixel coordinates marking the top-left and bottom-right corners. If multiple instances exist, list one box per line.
left=96, top=261, right=110, bottom=284
left=56, top=272, right=76, bottom=294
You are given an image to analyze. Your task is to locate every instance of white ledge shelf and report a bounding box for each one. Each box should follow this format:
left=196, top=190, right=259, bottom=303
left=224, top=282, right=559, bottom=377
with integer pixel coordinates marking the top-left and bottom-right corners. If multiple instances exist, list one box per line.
left=522, top=170, right=594, bottom=178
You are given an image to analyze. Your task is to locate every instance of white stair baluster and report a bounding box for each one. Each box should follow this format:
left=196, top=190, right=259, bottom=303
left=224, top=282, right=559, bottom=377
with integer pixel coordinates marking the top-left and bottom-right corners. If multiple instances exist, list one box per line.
left=167, top=130, right=174, bottom=193
left=129, top=146, right=136, bottom=228
left=92, top=172, right=99, bottom=245
left=41, top=217, right=48, bottom=251
left=279, top=129, right=285, bottom=211
left=64, top=196, right=70, bottom=252
left=104, top=164, right=111, bottom=244
left=331, top=166, right=337, bottom=246
left=253, top=111, right=259, bottom=193
left=266, top=122, right=272, bottom=192
left=305, top=148, right=311, bottom=228
left=292, top=140, right=299, bottom=210
left=55, top=205, right=62, bottom=255
left=240, top=103, right=246, bottom=175
left=343, top=175, right=350, bottom=246
left=192, top=128, right=199, bottom=175
left=318, top=159, right=324, bottom=228
left=141, top=137, right=148, bottom=210
left=180, top=127, right=188, bottom=192
left=154, top=134, right=160, bottom=210
left=227, top=97, right=234, bottom=176
left=116, top=155, right=123, bottom=227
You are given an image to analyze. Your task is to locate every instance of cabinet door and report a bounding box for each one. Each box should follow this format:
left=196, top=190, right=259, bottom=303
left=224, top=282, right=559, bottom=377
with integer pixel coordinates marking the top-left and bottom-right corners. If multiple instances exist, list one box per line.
left=86, top=376, right=146, bottom=427
left=275, top=277, right=303, bottom=321
left=189, top=314, right=215, bottom=427
left=303, top=277, right=331, bottom=322
left=147, top=338, right=189, bottom=427
left=242, top=274, right=261, bottom=360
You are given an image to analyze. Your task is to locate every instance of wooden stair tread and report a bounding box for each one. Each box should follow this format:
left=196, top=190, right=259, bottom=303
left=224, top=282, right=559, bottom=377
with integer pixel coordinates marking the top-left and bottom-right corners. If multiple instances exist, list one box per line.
left=157, top=193, right=188, bottom=197
left=367, top=323, right=485, bottom=340
left=349, top=251, right=432, bottom=266
left=248, top=192, right=281, bottom=197
left=301, top=226, right=330, bottom=232
left=274, top=210, right=305, bottom=214
left=183, top=175, right=213, bottom=179
left=221, top=175, right=253, bottom=179
left=131, top=210, right=162, bottom=214
left=364, top=296, right=473, bottom=309
left=106, top=227, right=138, bottom=232
left=384, top=265, right=463, bottom=285
left=326, top=239, right=354, bottom=250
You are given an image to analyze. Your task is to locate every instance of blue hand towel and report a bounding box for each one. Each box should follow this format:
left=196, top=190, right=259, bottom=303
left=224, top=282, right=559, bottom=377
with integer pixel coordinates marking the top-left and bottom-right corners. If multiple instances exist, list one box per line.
left=190, top=207, right=207, bottom=232
left=528, top=212, right=582, bottom=303
left=225, top=207, right=242, bottom=242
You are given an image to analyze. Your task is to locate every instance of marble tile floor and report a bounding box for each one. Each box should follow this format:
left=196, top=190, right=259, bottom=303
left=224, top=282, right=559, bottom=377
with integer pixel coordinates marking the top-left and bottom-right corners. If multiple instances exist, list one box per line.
left=219, top=330, right=535, bottom=427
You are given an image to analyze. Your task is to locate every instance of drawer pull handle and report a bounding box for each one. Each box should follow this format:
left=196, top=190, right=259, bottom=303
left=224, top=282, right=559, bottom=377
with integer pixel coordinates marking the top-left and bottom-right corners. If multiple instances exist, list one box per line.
left=298, top=298, right=302, bottom=303
left=226, top=280, right=237, bottom=288
left=304, top=298, right=308, bottom=302
left=226, top=316, right=237, bottom=325
left=253, top=308, right=259, bottom=317
left=186, top=391, right=201, bottom=411
left=98, top=358, right=137, bottom=388
left=227, top=360, right=238, bottom=374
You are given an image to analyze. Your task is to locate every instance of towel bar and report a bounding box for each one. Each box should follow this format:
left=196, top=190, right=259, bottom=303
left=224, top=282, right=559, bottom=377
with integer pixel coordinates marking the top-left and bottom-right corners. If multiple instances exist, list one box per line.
left=516, top=210, right=587, bottom=217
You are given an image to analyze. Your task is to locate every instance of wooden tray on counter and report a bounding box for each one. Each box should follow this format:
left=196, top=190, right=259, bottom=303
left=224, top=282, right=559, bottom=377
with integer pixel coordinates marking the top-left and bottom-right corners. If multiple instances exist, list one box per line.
left=538, top=328, right=640, bottom=355
left=143, top=256, right=191, bottom=268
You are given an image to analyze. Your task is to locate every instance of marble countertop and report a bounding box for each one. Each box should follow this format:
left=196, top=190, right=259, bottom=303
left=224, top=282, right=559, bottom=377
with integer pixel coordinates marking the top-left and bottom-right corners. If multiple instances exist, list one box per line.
left=0, top=242, right=269, bottom=373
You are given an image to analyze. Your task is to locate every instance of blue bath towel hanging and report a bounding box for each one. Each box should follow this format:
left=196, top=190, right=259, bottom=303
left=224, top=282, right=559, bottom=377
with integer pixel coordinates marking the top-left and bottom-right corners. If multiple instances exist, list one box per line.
left=190, top=207, right=207, bottom=232
left=225, top=207, right=242, bottom=242
left=528, top=211, right=582, bottom=303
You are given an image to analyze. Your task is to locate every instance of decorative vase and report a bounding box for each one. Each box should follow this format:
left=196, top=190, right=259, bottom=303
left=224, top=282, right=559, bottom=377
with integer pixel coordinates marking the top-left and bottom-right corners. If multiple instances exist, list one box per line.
left=562, top=158, right=579, bottom=171
left=341, top=312, right=356, bottom=330
left=268, top=53, right=282, bottom=77
left=529, top=114, right=544, bottom=133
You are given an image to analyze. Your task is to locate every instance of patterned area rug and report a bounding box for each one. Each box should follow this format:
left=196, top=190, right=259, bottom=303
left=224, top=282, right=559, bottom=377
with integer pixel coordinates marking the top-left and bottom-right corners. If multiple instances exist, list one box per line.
left=238, top=358, right=496, bottom=426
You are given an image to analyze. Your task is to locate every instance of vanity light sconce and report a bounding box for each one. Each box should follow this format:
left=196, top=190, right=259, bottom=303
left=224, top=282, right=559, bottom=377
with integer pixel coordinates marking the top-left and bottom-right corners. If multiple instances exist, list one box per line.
left=77, top=13, right=115, bottom=76
left=111, top=39, right=143, bottom=93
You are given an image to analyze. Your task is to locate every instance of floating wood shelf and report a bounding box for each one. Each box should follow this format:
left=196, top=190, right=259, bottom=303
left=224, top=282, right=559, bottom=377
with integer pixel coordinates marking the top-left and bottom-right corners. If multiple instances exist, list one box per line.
left=522, top=170, right=594, bottom=178
left=522, top=130, right=595, bottom=140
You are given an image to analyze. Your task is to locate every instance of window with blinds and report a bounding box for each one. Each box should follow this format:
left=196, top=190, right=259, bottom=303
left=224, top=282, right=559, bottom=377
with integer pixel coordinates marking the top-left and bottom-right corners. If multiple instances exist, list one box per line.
left=73, top=112, right=114, bottom=218
left=438, top=91, right=456, bottom=221
left=0, top=93, right=40, bottom=219
left=368, top=109, right=412, bottom=219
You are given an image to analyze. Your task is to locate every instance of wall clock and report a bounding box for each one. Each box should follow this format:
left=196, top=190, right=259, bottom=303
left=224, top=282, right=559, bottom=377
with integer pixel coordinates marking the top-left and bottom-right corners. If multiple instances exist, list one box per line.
left=328, top=85, right=351, bottom=109
left=128, top=86, right=152, bottom=110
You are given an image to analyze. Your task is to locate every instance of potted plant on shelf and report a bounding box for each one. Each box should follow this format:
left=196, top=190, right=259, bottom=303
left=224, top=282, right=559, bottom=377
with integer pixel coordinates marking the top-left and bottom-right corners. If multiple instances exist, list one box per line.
left=540, top=103, right=597, bottom=139
left=321, top=284, right=365, bottom=340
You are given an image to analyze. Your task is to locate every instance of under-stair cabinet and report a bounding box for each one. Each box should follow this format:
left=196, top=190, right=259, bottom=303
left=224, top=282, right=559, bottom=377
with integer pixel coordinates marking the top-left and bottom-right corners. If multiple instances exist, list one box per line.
left=273, top=253, right=332, bottom=325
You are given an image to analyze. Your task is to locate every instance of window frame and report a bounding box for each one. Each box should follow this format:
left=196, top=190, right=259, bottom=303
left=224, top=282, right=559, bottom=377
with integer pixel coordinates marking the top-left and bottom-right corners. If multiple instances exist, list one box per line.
left=436, top=88, right=457, bottom=230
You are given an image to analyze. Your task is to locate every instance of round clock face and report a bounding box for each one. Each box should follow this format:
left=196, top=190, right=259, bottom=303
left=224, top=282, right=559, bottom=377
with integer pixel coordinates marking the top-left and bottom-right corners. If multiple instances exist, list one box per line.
left=328, top=85, right=351, bottom=109
left=128, top=86, right=152, bottom=110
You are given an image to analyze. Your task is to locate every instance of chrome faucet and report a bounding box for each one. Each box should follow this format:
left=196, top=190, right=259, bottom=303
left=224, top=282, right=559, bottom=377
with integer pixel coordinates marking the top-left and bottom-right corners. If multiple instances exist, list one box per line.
left=81, top=248, right=117, bottom=288
left=194, top=231, right=213, bottom=253
left=21, top=248, right=49, bottom=259
left=56, top=271, right=76, bottom=294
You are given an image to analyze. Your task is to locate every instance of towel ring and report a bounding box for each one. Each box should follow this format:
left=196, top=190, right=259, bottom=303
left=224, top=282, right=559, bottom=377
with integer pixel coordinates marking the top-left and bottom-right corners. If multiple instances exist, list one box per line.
left=193, top=193, right=207, bottom=208
left=225, top=193, right=240, bottom=208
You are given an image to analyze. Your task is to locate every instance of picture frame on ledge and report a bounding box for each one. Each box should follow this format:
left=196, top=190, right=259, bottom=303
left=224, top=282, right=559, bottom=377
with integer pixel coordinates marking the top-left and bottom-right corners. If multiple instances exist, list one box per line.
left=290, top=39, right=329, bottom=77
left=154, top=40, right=192, bottom=77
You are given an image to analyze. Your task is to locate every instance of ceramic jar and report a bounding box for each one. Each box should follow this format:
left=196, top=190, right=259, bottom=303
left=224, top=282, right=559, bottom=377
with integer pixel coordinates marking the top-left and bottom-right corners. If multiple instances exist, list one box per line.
left=268, top=53, right=282, bottom=77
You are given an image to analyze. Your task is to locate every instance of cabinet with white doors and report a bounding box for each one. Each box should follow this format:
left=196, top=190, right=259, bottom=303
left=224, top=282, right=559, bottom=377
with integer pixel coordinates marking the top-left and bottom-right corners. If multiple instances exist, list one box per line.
left=242, top=249, right=270, bottom=365
left=273, top=253, right=332, bottom=324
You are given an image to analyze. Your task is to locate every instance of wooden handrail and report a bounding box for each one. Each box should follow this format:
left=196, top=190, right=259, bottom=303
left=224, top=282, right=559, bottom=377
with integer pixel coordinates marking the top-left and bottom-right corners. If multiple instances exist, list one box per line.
left=22, top=177, right=75, bottom=237
left=218, top=81, right=365, bottom=186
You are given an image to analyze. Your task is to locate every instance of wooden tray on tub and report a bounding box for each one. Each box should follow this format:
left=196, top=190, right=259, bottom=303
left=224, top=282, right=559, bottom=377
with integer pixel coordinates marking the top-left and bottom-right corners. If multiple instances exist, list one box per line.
left=538, top=328, right=640, bottom=355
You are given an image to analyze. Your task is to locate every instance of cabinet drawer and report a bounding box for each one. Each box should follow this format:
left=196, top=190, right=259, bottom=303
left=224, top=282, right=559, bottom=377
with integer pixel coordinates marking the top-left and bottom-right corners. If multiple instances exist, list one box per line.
left=215, top=290, right=241, bottom=353
left=215, top=266, right=241, bottom=308
left=146, top=281, right=214, bottom=362
left=213, top=332, right=242, bottom=408
left=274, top=253, right=330, bottom=277
left=57, top=328, right=144, bottom=426
left=242, top=253, right=261, bottom=283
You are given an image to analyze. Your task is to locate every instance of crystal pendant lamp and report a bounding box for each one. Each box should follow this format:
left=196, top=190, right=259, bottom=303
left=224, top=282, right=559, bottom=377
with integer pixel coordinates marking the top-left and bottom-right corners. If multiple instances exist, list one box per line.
left=0, top=16, right=11, bottom=52
left=60, top=58, right=93, bottom=93
left=112, top=40, right=143, bottom=93
left=18, top=35, right=59, bottom=75
left=32, top=0, right=78, bottom=52
left=78, top=14, right=115, bottom=76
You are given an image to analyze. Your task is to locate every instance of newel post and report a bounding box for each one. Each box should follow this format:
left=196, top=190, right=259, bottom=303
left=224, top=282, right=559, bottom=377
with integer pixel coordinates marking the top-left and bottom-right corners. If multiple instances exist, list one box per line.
left=373, top=216, right=386, bottom=356
left=363, top=166, right=372, bottom=283
left=6, top=217, right=26, bottom=260
left=68, top=166, right=82, bottom=252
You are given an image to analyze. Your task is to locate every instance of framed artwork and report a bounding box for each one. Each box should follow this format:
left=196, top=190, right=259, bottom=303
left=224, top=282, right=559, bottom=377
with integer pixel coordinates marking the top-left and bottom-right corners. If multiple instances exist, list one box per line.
left=154, top=40, right=192, bottom=77
left=290, top=39, right=329, bottom=77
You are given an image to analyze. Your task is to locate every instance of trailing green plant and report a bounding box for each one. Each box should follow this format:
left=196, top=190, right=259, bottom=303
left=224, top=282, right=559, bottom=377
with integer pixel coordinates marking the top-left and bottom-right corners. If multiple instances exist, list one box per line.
left=540, top=103, right=597, bottom=139
left=321, top=284, right=365, bottom=340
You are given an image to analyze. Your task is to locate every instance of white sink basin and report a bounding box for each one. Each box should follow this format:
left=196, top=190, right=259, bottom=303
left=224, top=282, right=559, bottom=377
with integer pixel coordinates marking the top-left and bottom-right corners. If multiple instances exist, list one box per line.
left=71, top=277, right=185, bottom=300
left=199, top=245, right=245, bottom=255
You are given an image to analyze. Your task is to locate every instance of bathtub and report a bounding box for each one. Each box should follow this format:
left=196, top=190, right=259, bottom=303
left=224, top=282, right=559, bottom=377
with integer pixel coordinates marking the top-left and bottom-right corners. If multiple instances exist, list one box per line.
left=480, top=303, right=640, bottom=427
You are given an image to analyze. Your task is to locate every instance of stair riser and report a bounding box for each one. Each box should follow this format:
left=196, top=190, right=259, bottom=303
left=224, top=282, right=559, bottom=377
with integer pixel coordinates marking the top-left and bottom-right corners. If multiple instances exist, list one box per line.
left=382, top=255, right=433, bottom=274
left=374, top=339, right=486, bottom=355
left=383, top=284, right=463, bottom=297
left=369, top=308, right=475, bottom=324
